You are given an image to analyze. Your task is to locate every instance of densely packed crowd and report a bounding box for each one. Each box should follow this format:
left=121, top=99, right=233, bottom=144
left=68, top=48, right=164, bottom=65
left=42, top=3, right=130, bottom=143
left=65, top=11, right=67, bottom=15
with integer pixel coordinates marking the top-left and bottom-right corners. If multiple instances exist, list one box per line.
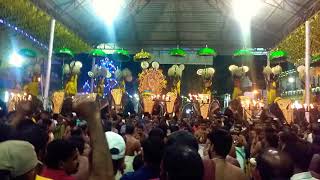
left=0, top=98, right=320, bottom=180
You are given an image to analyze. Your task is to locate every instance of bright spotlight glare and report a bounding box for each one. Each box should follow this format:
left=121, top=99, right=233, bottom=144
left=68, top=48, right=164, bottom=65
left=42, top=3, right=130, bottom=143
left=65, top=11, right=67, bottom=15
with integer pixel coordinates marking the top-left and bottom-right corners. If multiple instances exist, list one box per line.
left=92, top=0, right=125, bottom=25
left=288, top=77, right=295, bottom=83
left=233, top=0, right=261, bottom=21
left=4, top=91, right=9, bottom=103
left=9, top=52, right=24, bottom=67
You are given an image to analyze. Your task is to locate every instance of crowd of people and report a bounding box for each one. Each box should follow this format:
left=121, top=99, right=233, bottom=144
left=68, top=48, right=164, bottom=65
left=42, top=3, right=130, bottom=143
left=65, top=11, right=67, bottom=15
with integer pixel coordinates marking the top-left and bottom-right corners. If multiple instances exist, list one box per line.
left=0, top=97, right=319, bottom=180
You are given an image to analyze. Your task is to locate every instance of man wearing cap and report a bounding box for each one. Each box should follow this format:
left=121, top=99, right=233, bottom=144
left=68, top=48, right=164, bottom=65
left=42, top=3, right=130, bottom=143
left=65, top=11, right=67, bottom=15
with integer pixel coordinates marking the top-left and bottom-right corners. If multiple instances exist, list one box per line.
left=0, top=140, right=40, bottom=180
left=105, top=131, right=126, bottom=180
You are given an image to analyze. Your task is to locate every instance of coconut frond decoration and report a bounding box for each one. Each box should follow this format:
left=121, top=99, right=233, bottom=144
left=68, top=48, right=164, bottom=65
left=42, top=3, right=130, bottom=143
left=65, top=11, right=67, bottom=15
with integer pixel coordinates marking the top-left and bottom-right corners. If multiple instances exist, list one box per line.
left=55, top=48, right=74, bottom=58
left=152, top=62, right=160, bottom=70
left=269, top=50, right=287, bottom=63
left=263, top=66, right=272, bottom=75
left=197, top=46, right=217, bottom=57
left=122, top=68, right=132, bottom=78
left=271, top=65, right=282, bottom=75
left=168, top=64, right=184, bottom=77
left=229, top=65, right=249, bottom=77
left=72, top=61, right=82, bottom=74
left=233, top=49, right=253, bottom=57
left=169, top=48, right=186, bottom=57
left=141, top=61, right=150, bottom=69
left=63, top=64, right=70, bottom=74
left=197, top=67, right=215, bottom=78
left=229, top=65, right=238, bottom=72
left=134, top=49, right=152, bottom=61
left=179, top=64, right=185, bottom=71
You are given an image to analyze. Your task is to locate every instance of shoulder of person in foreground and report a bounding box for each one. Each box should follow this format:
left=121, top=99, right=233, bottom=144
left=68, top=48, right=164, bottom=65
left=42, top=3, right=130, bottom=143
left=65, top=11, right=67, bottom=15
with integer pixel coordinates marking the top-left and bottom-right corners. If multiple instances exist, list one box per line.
left=227, top=162, right=248, bottom=180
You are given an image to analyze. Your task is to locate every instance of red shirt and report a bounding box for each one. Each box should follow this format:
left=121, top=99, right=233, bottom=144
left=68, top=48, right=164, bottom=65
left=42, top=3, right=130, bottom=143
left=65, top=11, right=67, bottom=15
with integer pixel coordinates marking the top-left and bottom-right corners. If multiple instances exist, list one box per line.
left=41, top=168, right=76, bottom=180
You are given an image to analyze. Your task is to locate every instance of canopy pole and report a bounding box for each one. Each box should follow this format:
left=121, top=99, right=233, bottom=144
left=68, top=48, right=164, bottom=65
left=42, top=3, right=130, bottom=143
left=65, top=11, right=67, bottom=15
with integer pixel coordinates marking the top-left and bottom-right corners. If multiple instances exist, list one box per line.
left=44, top=19, right=56, bottom=110
left=90, top=57, right=95, bottom=92
left=305, top=20, right=311, bottom=123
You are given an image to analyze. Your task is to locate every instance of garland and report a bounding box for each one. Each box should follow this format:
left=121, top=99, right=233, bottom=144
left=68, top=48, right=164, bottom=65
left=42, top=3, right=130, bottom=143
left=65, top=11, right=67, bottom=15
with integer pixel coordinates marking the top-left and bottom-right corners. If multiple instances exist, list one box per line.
left=0, top=0, right=91, bottom=53
left=273, top=11, right=320, bottom=64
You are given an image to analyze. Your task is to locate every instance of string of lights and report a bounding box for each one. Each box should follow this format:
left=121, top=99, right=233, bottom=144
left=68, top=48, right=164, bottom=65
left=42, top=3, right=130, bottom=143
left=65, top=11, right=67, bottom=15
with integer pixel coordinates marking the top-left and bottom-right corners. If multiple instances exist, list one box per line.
left=0, top=18, right=48, bottom=50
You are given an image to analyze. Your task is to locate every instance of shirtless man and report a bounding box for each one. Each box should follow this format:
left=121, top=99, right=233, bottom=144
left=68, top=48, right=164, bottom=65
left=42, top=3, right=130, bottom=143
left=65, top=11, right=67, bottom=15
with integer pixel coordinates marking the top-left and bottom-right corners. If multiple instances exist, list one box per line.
left=125, top=124, right=141, bottom=156
left=207, top=128, right=248, bottom=180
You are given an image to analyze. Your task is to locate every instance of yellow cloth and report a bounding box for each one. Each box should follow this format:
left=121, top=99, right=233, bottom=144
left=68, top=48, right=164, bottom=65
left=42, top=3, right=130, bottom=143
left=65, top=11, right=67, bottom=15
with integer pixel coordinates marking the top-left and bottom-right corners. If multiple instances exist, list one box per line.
left=232, top=87, right=242, bottom=100
left=97, top=79, right=105, bottom=97
left=36, top=175, right=53, bottom=180
left=65, top=75, right=78, bottom=96
left=176, top=80, right=181, bottom=95
left=267, top=82, right=277, bottom=104
left=27, top=81, right=39, bottom=97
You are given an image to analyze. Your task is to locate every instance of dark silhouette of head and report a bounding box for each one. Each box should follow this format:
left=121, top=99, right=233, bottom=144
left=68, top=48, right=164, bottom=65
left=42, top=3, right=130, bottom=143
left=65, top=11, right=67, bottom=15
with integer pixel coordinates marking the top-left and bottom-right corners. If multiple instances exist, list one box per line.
left=255, top=148, right=293, bottom=180
left=162, top=145, right=204, bottom=180
left=207, top=128, right=232, bottom=158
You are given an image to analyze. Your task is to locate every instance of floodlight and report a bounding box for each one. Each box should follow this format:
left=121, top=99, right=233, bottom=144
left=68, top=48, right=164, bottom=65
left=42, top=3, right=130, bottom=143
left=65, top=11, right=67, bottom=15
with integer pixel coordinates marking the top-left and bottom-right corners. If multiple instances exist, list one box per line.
left=233, top=0, right=262, bottom=34
left=92, top=0, right=125, bottom=25
left=9, top=52, right=24, bottom=67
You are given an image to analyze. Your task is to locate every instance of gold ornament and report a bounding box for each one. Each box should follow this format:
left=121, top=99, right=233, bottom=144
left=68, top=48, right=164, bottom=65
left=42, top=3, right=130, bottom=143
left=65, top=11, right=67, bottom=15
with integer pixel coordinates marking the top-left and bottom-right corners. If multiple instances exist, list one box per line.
left=134, top=49, right=152, bottom=61
left=52, top=91, right=65, bottom=114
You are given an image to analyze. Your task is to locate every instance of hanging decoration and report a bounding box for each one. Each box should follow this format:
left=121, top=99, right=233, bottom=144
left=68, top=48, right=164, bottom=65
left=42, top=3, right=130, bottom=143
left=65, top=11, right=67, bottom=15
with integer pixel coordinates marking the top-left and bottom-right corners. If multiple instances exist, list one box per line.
left=24, top=64, right=41, bottom=97
left=87, top=57, right=117, bottom=97
left=0, top=0, right=90, bottom=52
left=263, top=65, right=282, bottom=104
left=138, top=61, right=167, bottom=113
left=169, top=47, right=186, bottom=57
left=197, top=67, right=215, bottom=94
left=134, top=49, right=152, bottom=61
left=56, top=48, right=74, bottom=58
left=55, top=48, right=74, bottom=88
left=197, top=46, right=217, bottom=57
left=168, top=64, right=184, bottom=96
left=63, top=61, right=83, bottom=96
left=229, top=65, right=250, bottom=99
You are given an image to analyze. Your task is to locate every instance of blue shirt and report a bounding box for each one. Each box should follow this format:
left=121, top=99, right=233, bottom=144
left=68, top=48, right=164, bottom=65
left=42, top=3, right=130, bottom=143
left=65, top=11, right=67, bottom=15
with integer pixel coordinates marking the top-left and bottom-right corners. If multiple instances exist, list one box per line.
left=120, top=166, right=159, bottom=180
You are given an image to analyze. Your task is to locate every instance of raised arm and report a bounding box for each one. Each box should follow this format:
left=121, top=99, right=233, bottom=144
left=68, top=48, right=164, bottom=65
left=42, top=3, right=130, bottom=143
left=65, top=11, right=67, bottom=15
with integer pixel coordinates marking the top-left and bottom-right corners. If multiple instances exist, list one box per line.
left=75, top=102, right=114, bottom=180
